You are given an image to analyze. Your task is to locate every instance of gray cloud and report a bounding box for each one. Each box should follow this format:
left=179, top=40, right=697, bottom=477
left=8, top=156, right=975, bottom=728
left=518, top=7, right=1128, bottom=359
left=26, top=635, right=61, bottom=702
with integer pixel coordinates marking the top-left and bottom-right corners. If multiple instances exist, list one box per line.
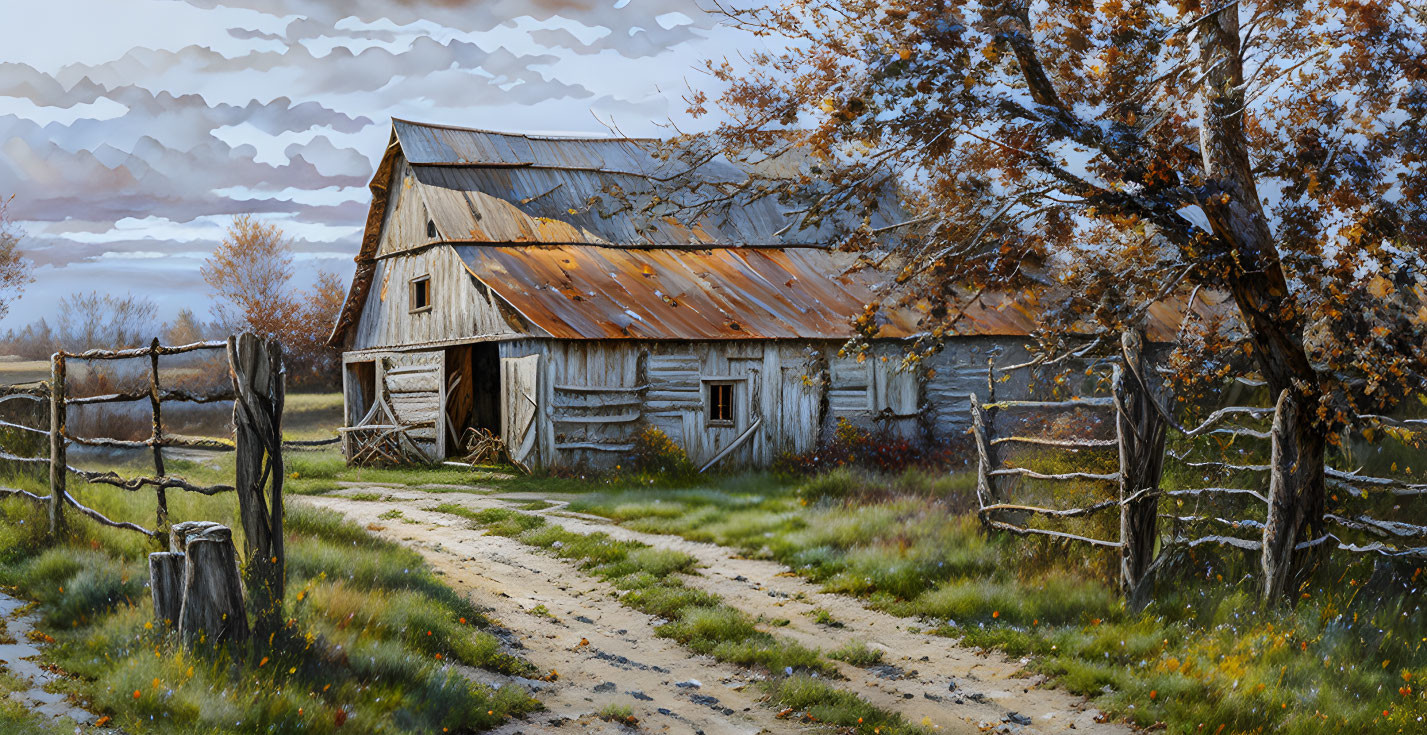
left=0, top=0, right=745, bottom=327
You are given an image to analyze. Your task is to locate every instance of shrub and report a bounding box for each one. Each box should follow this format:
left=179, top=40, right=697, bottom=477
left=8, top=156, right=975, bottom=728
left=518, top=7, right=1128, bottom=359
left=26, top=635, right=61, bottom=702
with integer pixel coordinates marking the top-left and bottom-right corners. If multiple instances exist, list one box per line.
left=774, top=418, right=969, bottom=477
left=624, top=427, right=695, bottom=479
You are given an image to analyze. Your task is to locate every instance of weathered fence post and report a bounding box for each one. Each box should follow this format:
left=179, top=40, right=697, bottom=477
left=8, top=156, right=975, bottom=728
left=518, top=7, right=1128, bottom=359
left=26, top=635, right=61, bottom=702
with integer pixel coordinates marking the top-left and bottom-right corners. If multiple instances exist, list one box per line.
left=229, top=333, right=285, bottom=638
left=1262, top=389, right=1296, bottom=602
left=970, top=392, right=1003, bottom=525
left=48, top=352, right=65, bottom=539
left=1115, top=331, right=1167, bottom=608
left=148, top=338, right=168, bottom=537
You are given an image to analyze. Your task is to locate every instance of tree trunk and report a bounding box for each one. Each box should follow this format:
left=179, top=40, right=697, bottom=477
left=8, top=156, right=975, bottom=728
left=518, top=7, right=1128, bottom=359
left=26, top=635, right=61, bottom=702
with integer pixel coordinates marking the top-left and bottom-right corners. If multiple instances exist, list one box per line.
left=1198, top=3, right=1326, bottom=597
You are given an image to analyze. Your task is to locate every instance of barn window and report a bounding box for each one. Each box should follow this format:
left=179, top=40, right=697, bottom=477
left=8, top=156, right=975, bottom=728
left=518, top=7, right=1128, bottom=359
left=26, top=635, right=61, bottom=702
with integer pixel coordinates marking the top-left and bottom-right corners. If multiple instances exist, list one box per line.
left=409, top=275, right=432, bottom=313
left=426, top=219, right=437, bottom=239
left=707, top=382, right=735, bottom=427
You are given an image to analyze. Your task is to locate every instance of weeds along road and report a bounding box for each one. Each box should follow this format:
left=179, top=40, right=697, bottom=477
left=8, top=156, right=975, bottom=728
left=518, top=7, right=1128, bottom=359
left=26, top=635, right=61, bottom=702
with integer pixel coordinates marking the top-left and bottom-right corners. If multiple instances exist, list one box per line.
left=300, top=486, right=1131, bottom=735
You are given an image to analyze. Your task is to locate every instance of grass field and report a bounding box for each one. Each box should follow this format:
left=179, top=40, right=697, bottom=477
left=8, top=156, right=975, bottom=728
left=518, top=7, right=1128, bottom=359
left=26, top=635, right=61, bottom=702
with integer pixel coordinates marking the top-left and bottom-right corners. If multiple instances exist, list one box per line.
left=4, top=381, right=1424, bottom=734
left=566, top=466, right=1427, bottom=735
left=0, top=457, right=539, bottom=734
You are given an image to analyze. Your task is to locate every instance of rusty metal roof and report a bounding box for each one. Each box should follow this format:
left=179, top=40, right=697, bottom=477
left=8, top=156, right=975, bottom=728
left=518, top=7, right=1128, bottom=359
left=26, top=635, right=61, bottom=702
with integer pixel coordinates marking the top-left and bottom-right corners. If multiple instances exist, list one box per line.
left=330, top=120, right=1224, bottom=347
left=454, top=243, right=1226, bottom=341
left=453, top=244, right=1041, bottom=340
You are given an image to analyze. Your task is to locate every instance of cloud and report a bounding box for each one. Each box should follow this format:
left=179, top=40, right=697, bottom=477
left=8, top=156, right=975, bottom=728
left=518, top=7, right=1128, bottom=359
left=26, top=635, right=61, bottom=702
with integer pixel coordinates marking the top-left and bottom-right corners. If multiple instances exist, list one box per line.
left=0, top=0, right=759, bottom=328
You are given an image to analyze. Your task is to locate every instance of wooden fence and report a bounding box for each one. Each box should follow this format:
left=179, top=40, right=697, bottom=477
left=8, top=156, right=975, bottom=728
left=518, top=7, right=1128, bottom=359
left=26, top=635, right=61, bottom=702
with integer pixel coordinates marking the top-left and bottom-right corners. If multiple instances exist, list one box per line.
left=972, top=331, right=1427, bottom=607
left=0, top=336, right=296, bottom=545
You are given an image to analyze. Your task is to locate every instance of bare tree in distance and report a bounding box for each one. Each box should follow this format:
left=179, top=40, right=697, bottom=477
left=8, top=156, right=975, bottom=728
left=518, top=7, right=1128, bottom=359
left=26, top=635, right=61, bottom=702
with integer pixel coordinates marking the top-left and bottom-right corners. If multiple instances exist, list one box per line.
left=0, top=196, right=34, bottom=322
left=682, top=1, right=1426, bottom=596
left=55, top=292, right=158, bottom=352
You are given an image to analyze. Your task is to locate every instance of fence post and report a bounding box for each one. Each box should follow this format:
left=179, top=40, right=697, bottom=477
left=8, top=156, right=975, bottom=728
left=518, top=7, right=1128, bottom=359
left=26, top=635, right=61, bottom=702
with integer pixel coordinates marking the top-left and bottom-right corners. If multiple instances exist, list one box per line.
left=1262, top=389, right=1295, bottom=601
left=970, top=392, right=1002, bottom=524
left=1115, top=331, right=1167, bottom=609
left=149, top=338, right=168, bottom=537
left=229, top=333, right=286, bottom=639
left=48, top=353, right=65, bottom=539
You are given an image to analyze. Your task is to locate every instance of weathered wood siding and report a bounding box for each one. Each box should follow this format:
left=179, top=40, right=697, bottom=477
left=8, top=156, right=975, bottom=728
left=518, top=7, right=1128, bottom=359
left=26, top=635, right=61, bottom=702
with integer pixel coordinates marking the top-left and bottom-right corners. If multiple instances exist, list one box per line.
left=519, top=337, right=1041, bottom=471
left=350, top=244, right=527, bottom=351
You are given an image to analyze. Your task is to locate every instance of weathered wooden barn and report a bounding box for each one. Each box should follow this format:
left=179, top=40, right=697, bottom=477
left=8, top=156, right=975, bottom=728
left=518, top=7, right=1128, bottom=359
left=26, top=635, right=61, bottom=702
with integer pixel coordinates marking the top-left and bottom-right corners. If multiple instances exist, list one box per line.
left=329, top=120, right=1199, bottom=470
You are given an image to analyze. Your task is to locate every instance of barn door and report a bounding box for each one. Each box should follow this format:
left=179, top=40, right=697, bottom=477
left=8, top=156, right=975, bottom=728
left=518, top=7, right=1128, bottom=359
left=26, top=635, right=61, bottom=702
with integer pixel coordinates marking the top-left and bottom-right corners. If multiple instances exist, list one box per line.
left=500, top=355, right=540, bottom=466
left=779, top=366, right=819, bottom=455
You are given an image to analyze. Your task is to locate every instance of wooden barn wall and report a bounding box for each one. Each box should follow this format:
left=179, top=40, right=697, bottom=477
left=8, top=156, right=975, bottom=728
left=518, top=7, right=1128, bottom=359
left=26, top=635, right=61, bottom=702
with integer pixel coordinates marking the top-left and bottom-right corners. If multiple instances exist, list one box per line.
left=517, top=337, right=1043, bottom=471
left=350, top=244, right=524, bottom=351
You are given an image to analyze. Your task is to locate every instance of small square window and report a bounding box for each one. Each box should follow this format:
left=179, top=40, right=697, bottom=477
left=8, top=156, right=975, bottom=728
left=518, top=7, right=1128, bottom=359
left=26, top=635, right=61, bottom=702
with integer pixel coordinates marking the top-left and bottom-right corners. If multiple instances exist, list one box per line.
left=410, top=276, right=431, bottom=313
left=707, top=382, right=734, bottom=427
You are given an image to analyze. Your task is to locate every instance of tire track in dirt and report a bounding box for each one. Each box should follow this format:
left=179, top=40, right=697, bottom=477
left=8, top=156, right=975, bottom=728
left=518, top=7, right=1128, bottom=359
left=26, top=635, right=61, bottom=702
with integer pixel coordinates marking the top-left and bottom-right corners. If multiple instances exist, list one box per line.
left=307, top=487, right=1132, bottom=734
left=300, top=492, right=801, bottom=735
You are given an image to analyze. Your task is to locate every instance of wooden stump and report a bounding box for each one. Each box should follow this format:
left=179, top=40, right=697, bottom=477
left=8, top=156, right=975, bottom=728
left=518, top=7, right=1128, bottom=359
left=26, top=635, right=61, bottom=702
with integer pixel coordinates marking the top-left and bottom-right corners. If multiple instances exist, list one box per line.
left=148, top=552, right=184, bottom=628
left=176, top=524, right=249, bottom=646
left=170, top=521, right=226, bottom=552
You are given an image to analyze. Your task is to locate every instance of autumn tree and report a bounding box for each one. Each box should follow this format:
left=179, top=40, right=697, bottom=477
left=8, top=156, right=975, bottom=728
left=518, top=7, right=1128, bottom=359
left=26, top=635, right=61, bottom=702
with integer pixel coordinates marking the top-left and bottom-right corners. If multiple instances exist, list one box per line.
left=202, top=214, right=301, bottom=338
left=0, top=196, right=33, bottom=322
left=687, top=1, right=1425, bottom=595
left=202, top=215, right=345, bottom=389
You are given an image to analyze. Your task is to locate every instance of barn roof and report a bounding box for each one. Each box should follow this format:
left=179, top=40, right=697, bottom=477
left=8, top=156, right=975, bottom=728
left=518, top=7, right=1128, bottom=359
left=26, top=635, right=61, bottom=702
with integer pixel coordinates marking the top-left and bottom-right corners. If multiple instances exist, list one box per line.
left=453, top=244, right=925, bottom=340
left=452, top=244, right=1224, bottom=342
left=390, top=119, right=895, bottom=248
left=330, top=120, right=1228, bottom=347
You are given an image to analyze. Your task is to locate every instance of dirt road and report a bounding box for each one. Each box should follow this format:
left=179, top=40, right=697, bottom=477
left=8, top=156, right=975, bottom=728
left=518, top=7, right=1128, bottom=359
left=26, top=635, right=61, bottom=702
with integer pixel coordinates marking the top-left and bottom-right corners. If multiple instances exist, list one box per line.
left=301, top=486, right=1132, bottom=735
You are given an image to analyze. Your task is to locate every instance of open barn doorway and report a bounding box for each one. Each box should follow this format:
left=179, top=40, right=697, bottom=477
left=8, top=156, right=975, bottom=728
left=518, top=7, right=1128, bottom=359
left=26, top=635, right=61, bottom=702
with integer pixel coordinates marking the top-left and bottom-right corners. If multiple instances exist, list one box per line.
left=444, top=343, right=500, bottom=459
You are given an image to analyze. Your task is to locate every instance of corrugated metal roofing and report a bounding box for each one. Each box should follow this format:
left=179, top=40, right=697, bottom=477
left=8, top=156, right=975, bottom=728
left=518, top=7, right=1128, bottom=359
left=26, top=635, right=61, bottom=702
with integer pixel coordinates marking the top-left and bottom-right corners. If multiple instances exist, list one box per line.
left=330, top=120, right=1226, bottom=347
left=452, top=244, right=1044, bottom=340
left=393, top=119, right=900, bottom=247
left=453, top=243, right=1226, bottom=342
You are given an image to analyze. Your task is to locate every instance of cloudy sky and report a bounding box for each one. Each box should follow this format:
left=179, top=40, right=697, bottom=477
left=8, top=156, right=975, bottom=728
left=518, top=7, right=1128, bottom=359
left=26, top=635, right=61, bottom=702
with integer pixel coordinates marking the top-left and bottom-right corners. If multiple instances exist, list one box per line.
left=0, top=0, right=755, bottom=328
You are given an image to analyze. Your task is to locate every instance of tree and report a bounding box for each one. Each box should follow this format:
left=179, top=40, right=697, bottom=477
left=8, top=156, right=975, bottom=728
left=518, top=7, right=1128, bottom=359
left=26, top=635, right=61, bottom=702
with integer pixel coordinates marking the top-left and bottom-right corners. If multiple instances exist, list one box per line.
left=202, top=215, right=344, bottom=389
left=690, top=1, right=1425, bottom=595
left=202, top=214, right=300, bottom=338
left=55, top=292, right=158, bottom=351
left=286, top=271, right=347, bottom=389
left=162, top=308, right=212, bottom=346
left=0, top=196, right=33, bottom=322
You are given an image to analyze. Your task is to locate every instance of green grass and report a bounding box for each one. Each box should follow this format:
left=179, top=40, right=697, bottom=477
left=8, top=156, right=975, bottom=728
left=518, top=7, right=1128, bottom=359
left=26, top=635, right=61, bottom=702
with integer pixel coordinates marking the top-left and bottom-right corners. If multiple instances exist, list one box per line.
left=829, top=639, right=884, bottom=667
left=567, top=464, right=1427, bottom=735
left=0, top=473, right=540, bottom=734
left=443, top=504, right=930, bottom=734
left=597, top=702, right=636, bottom=725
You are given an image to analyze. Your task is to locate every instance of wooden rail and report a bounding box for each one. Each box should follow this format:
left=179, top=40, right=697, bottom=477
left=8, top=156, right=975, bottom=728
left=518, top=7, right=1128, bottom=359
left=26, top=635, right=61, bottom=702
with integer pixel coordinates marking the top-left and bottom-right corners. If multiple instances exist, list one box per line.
left=969, top=329, right=1427, bottom=608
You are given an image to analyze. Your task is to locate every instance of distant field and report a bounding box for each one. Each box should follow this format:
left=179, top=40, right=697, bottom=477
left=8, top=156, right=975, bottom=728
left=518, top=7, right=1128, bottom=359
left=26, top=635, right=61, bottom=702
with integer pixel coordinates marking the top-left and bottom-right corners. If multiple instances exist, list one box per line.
left=0, top=359, right=49, bottom=385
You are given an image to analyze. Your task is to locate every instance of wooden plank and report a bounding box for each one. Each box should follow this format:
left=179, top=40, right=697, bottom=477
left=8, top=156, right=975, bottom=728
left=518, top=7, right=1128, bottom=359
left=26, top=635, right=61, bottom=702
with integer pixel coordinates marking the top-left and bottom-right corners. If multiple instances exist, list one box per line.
left=554, top=442, right=634, bottom=452
left=552, top=412, right=640, bottom=424
left=554, top=383, right=649, bottom=393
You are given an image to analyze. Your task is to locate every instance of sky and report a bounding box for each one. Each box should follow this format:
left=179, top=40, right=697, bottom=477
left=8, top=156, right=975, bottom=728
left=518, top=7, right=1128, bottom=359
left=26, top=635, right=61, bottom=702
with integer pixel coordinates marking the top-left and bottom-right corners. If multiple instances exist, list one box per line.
left=0, top=0, right=755, bottom=329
